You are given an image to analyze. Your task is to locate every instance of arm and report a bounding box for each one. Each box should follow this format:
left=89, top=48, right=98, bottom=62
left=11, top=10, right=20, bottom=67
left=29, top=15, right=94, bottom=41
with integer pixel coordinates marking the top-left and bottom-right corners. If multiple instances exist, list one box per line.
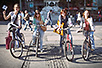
left=3, top=11, right=11, bottom=20
left=90, top=17, right=95, bottom=31
left=41, top=16, right=45, bottom=22
left=80, top=17, right=85, bottom=29
left=68, top=18, right=73, bottom=27
left=19, top=15, right=22, bottom=28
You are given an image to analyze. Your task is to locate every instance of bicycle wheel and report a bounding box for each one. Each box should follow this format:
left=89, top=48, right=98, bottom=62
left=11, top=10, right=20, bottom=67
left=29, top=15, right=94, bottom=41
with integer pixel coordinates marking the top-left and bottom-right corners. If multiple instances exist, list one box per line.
left=35, top=38, right=39, bottom=57
left=82, top=40, right=89, bottom=60
left=10, top=39, right=23, bottom=58
left=64, top=41, right=74, bottom=61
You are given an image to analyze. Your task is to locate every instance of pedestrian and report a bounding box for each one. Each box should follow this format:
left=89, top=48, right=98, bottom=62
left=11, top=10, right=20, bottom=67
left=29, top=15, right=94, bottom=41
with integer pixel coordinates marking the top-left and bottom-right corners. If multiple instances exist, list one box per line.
left=3, top=3, right=24, bottom=44
left=58, top=9, right=73, bottom=53
left=32, top=10, right=45, bottom=52
left=24, top=10, right=32, bottom=31
left=74, top=11, right=78, bottom=25
left=20, top=11, right=25, bottom=25
left=77, top=11, right=82, bottom=26
left=46, top=10, right=53, bottom=28
left=98, top=14, right=101, bottom=22
left=80, top=10, right=95, bottom=51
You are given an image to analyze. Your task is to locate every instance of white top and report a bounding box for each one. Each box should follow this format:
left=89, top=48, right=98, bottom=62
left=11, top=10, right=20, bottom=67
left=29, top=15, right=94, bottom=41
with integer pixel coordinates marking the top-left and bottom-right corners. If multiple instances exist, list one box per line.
left=80, top=17, right=95, bottom=31
left=7, top=11, right=21, bottom=26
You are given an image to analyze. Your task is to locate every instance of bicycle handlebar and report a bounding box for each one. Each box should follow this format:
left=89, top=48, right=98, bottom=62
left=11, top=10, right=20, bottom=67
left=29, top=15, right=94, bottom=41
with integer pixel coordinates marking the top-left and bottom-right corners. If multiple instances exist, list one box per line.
left=62, top=26, right=72, bottom=31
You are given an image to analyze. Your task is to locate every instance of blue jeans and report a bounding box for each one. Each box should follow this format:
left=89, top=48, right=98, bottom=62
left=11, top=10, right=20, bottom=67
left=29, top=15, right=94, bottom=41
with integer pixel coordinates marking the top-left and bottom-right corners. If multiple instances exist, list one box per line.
left=24, top=20, right=32, bottom=30
left=84, top=31, right=95, bottom=49
left=32, top=28, right=44, bottom=49
left=12, top=28, right=22, bottom=41
left=60, top=29, right=73, bottom=48
left=46, top=19, right=53, bottom=26
left=90, top=31, right=95, bottom=49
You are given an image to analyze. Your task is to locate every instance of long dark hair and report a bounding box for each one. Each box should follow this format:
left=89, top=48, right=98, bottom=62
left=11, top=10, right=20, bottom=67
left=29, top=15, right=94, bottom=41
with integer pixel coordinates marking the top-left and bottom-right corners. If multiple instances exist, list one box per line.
left=34, top=11, right=41, bottom=21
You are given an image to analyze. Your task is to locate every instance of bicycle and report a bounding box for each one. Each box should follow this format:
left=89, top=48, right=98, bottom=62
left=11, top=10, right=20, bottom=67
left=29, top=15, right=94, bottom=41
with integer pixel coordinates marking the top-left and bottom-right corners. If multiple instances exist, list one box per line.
left=62, top=27, right=74, bottom=61
left=9, top=24, right=25, bottom=58
left=29, top=24, right=44, bottom=57
left=82, top=31, right=93, bottom=60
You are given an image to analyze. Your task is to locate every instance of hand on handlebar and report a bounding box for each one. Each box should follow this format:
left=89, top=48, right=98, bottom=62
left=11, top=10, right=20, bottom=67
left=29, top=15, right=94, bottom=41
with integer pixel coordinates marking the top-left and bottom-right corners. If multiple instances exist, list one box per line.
left=17, top=26, right=21, bottom=29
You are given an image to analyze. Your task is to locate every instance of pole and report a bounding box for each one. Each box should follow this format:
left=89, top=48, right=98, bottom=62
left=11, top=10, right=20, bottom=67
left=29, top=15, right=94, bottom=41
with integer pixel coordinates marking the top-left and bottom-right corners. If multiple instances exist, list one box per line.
left=84, top=0, right=86, bottom=11
left=20, top=0, right=22, bottom=10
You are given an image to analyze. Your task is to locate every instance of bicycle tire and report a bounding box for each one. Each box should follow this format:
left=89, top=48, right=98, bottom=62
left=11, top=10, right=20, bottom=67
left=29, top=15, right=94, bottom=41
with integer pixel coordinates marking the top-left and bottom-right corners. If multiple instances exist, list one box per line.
left=82, top=40, right=89, bottom=60
left=35, top=38, right=39, bottom=57
left=64, top=41, right=74, bottom=61
left=10, top=39, right=23, bottom=58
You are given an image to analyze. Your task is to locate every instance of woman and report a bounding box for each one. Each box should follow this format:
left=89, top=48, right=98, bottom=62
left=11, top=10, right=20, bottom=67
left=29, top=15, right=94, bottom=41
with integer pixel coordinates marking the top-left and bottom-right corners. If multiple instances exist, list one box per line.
left=3, top=4, right=24, bottom=44
left=58, top=9, right=73, bottom=53
left=24, top=10, right=32, bottom=31
left=32, top=10, right=44, bottom=52
left=80, top=10, right=95, bottom=51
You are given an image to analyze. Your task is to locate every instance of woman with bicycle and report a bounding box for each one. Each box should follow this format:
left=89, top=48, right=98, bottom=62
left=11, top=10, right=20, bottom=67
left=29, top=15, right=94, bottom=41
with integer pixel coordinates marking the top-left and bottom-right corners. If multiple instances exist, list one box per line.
left=58, top=9, right=73, bottom=53
left=32, top=10, right=45, bottom=52
left=80, top=10, right=95, bottom=51
left=3, top=4, right=24, bottom=43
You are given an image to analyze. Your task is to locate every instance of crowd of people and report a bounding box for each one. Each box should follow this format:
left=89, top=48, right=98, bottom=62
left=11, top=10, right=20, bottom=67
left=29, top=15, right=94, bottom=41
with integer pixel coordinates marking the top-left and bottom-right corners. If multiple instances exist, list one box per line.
left=3, top=3, right=96, bottom=53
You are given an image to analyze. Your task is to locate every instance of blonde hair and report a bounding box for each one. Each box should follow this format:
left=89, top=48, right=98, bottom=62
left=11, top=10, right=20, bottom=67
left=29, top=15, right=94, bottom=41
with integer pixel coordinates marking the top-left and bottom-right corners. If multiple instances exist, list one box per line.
left=14, top=3, right=20, bottom=8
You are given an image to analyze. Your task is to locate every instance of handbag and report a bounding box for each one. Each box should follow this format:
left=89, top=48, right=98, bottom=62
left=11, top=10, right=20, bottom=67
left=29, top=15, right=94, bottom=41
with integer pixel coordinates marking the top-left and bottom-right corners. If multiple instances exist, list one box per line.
left=40, top=21, right=47, bottom=32
left=53, top=20, right=64, bottom=36
left=5, top=31, right=12, bottom=49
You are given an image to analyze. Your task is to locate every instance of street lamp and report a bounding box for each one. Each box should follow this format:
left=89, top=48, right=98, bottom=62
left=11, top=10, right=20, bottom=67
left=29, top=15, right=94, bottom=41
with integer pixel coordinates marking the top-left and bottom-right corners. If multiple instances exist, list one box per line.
left=84, top=0, right=86, bottom=11
left=66, top=0, right=69, bottom=11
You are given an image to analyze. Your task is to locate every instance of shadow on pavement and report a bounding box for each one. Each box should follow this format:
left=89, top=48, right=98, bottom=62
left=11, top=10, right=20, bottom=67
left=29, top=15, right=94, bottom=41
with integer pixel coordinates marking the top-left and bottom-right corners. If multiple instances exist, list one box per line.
left=18, top=44, right=102, bottom=67
left=0, top=44, right=5, bottom=47
left=20, top=45, right=64, bottom=68
left=73, top=47, right=102, bottom=64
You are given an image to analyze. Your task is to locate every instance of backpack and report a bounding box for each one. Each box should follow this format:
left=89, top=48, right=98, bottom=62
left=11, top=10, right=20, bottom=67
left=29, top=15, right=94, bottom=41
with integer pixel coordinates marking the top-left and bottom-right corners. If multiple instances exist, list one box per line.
left=25, top=14, right=30, bottom=21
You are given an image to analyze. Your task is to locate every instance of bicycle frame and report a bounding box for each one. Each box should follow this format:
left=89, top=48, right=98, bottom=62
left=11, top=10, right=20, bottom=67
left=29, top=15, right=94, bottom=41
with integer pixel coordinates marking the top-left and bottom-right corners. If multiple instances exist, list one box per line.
left=84, top=31, right=91, bottom=49
left=63, top=28, right=72, bottom=49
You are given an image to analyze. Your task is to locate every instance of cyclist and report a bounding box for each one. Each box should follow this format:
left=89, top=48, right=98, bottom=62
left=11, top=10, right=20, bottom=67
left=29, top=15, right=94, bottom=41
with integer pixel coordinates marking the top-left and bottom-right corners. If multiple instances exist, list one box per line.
left=3, top=4, right=24, bottom=45
left=80, top=10, right=95, bottom=51
left=32, top=10, right=45, bottom=52
left=58, top=9, right=73, bottom=53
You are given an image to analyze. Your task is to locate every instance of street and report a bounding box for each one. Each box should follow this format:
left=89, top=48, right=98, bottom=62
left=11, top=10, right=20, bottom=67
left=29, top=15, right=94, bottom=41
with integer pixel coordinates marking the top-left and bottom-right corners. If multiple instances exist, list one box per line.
left=0, top=21, right=102, bottom=68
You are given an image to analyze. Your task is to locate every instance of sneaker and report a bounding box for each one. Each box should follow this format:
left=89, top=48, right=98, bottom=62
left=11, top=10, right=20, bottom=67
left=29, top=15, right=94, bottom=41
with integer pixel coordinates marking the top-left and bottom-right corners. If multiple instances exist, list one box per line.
left=12, top=49, right=15, bottom=52
left=31, top=43, right=36, bottom=46
left=91, top=49, right=95, bottom=51
left=24, top=29, right=26, bottom=31
left=40, top=49, right=44, bottom=53
left=22, top=41, right=25, bottom=47
left=29, top=28, right=33, bottom=31
left=59, top=48, right=63, bottom=53
left=51, top=25, right=53, bottom=28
